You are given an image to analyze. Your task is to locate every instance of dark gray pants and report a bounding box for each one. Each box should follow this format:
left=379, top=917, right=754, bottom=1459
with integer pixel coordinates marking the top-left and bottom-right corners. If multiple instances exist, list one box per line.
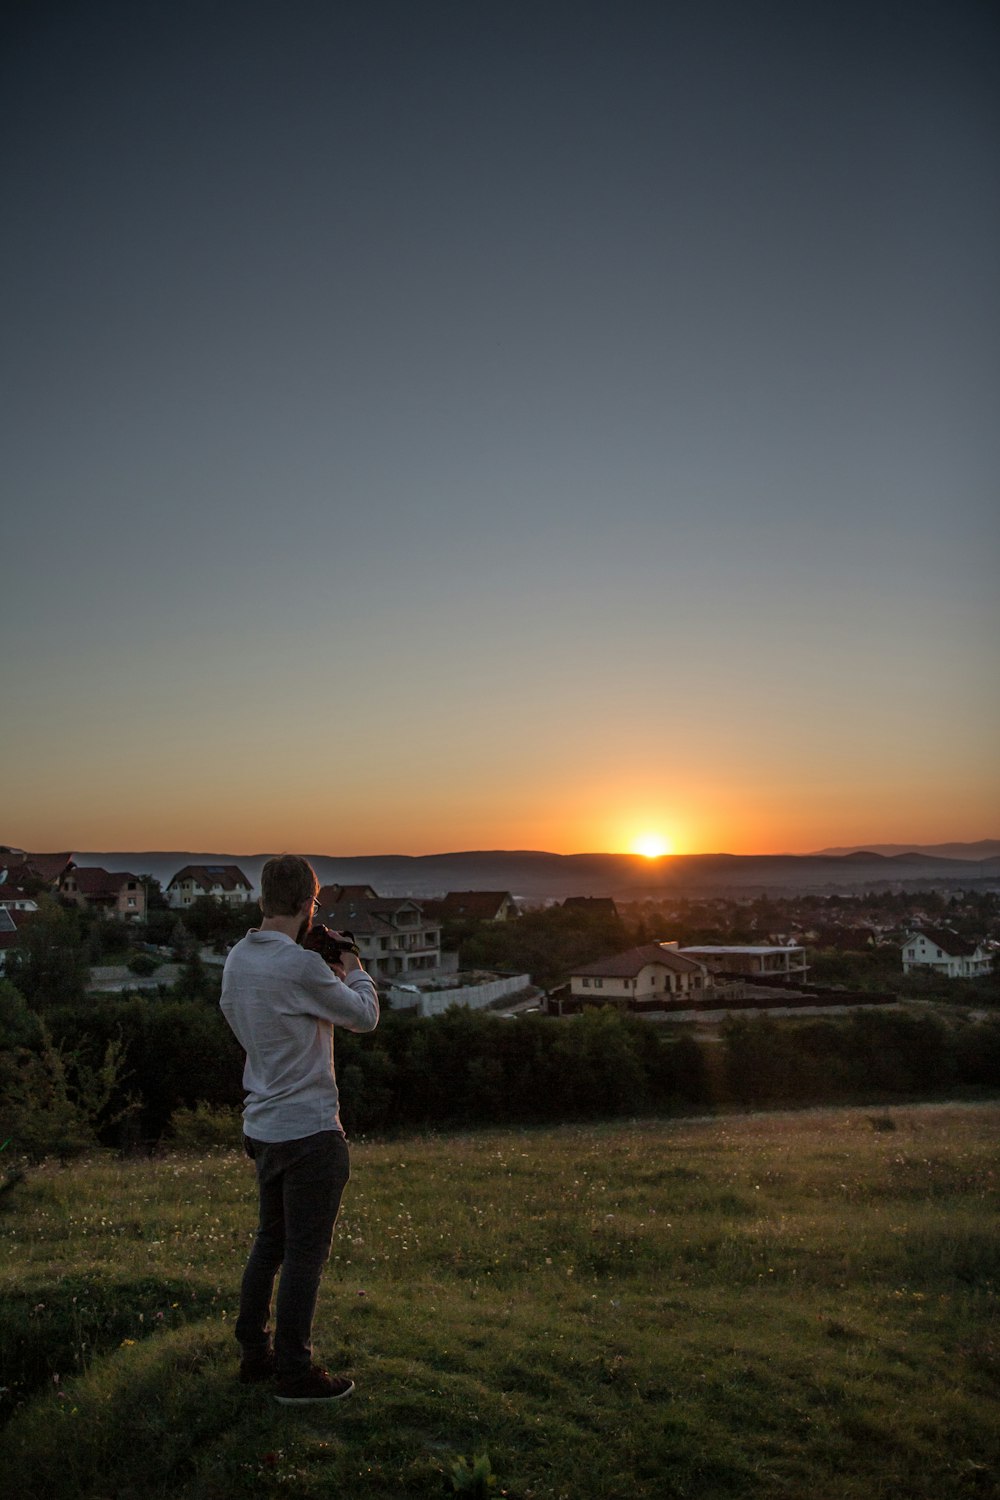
left=236, top=1130, right=351, bottom=1377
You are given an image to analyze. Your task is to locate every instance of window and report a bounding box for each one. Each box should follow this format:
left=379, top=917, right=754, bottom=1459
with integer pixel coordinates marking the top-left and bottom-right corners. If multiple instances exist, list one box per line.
left=582, top=978, right=590, bottom=987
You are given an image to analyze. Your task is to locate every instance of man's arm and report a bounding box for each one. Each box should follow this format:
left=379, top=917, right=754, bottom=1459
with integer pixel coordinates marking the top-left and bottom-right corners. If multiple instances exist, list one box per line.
left=299, top=949, right=380, bottom=1033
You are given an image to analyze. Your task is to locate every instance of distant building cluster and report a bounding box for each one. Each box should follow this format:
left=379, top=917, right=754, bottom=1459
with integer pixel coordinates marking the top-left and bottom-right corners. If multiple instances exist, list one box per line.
left=0, top=846, right=994, bottom=1006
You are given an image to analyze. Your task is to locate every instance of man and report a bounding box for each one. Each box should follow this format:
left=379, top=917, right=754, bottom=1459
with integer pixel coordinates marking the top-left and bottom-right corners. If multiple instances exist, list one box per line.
left=221, top=854, right=379, bottom=1404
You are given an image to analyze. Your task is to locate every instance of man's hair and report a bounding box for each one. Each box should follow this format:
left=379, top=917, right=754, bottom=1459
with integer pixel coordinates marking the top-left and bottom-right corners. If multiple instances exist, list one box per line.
left=259, top=855, right=318, bottom=918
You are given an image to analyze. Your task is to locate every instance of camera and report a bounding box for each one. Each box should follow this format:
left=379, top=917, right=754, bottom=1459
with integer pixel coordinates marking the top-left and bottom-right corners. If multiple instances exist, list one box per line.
left=302, top=923, right=360, bottom=966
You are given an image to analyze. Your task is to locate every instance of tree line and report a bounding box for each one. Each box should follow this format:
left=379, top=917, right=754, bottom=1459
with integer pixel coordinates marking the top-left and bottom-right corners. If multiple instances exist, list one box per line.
left=2, top=977, right=998, bottom=1161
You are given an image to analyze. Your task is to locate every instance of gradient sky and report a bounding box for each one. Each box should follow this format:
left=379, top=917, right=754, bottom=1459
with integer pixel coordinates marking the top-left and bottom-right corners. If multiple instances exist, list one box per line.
left=3, top=0, right=998, bottom=857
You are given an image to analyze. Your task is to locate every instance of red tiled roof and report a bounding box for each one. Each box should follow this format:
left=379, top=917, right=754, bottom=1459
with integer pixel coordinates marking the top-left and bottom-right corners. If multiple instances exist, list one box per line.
left=427, top=891, right=516, bottom=920
left=573, top=943, right=706, bottom=979
left=316, top=893, right=429, bottom=938
left=317, top=884, right=378, bottom=906
left=64, top=867, right=140, bottom=897
left=2, top=853, right=76, bottom=885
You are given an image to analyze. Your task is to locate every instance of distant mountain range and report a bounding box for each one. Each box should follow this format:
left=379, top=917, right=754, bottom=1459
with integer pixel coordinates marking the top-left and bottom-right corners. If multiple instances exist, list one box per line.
left=67, top=845, right=1000, bottom=901
left=811, top=840, right=1000, bottom=860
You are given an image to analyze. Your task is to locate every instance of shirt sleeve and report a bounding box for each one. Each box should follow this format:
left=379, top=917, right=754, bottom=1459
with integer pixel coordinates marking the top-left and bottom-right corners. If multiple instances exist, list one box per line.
left=296, top=950, right=380, bottom=1032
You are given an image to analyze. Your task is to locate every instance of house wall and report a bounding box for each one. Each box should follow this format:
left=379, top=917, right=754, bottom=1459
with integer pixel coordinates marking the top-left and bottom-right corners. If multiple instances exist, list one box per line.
left=60, top=876, right=146, bottom=920
left=571, top=974, right=633, bottom=1000
left=168, top=880, right=252, bottom=909
left=355, top=924, right=442, bottom=981
left=117, top=879, right=146, bottom=920
left=571, top=962, right=705, bottom=1001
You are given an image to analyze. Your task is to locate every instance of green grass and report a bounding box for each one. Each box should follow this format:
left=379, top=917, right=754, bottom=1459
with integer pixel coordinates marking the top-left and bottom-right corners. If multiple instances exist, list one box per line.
left=1, top=1104, right=998, bottom=1499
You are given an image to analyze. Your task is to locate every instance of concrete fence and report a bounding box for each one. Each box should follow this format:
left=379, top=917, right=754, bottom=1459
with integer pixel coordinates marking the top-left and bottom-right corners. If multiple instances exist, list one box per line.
left=389, top=973, right=533, bottom=1018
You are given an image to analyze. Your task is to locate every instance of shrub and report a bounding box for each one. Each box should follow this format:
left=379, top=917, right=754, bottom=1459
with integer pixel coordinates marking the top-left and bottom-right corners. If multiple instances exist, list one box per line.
left=954, top=1018, right=1000, bottom=1086
left=168, top=1102, right=244, bottom=1150
left=0, top=1026, right=133, bottom=1162
left=126, top=953, right=158, bottom=977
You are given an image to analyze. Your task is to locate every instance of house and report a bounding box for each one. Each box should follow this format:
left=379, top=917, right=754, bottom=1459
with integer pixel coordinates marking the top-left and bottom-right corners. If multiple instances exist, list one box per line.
left=0, top=885, right=39, bottom=913
left=677, top=944, right=809, bottom=983
left=562, top=897, right=619, bottom=918
left=321, top=884, right=379, bottom=903
left=315, top=886, right=442, bottom=982
left=901, top=928, right=993, bottom=980
left=60, top=867, right=147, bottom=921
left=166, top=864, right=254, bottom=909
left=0, top=906, right=33, bottom=973
left=0, top=907, right=19, bottom=972
left=570, top=943, right=708, bottom=1011
left=423, top=891, right=520, bottom=923
left=0, top=851, right=76, bottom=891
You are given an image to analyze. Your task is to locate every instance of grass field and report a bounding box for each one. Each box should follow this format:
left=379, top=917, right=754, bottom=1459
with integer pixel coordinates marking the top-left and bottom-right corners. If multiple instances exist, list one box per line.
left=1, top=1103, right=998, bottom=1499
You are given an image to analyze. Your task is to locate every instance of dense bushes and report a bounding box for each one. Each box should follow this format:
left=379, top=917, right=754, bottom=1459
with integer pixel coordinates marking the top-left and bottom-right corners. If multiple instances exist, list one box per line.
left=721, top=1010, right=962, bottom=1108
left=331, top=1005, right=1000, bottom=1135
left=2, top=975, right=999, bottom=1156
left=42, top=996, right=245, bottom=1143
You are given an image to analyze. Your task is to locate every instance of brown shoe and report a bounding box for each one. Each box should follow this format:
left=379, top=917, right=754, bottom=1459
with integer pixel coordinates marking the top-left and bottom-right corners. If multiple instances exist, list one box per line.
left=274, top=1364, right=355, bottom=1405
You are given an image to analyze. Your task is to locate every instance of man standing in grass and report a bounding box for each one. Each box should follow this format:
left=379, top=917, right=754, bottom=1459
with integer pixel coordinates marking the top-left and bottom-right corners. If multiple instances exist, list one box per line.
left=221, top=854, right=379, bottom=1405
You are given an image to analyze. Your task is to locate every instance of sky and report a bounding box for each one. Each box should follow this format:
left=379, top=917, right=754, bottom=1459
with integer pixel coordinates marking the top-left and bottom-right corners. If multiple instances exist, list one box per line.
left=2, top=0, right=998, bottom=858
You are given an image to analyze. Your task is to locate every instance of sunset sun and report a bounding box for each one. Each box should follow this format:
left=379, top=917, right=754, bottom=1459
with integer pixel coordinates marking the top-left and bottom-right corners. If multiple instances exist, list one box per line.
left=633, top=833, right=672, bottom=859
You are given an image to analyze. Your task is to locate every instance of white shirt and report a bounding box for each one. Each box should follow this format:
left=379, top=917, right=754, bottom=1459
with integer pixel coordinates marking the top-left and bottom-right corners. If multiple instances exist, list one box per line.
left=220, top=929, right=379, bottom=1141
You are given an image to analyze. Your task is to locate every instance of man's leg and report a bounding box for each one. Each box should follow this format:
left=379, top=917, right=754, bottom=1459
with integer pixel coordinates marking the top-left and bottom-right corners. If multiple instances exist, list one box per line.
left=235, top=1138, right=286, bottom=1363
left=272, top=1131, right=351, bottom=1378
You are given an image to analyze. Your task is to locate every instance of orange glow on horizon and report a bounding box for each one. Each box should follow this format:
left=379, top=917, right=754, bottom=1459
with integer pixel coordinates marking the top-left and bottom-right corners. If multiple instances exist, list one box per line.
left=632, top=832, right=673, bottom=859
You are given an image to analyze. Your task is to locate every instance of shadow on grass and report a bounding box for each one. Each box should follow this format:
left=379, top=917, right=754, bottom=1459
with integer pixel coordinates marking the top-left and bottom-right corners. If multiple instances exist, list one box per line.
left=0, top=1274, right=222, bottom=1417
left=0, top=1322, right=496, bottom=1500
left=0, top=1323, right=271, bottom=1500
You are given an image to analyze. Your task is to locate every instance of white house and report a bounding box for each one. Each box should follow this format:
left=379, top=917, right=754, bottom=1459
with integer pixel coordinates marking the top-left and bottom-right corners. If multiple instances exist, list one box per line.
left=570, top=943, right=709, bottom=1010
left=167, top=864, right=254, bottom=909
left=901, top=928, right=993, bottom=980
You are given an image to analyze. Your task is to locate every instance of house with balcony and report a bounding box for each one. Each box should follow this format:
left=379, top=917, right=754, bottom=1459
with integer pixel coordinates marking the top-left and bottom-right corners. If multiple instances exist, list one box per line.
left=166, top=864, right=254, bottom=909
left=61, top=864, right=146, bottom=918
left=315, top=886, right=442, bottom=982
left=901, top=928, right=993, bottom=980
left=568, top=943, right=709, bottom=1012
left=60, top=867, right=147, bottom=921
